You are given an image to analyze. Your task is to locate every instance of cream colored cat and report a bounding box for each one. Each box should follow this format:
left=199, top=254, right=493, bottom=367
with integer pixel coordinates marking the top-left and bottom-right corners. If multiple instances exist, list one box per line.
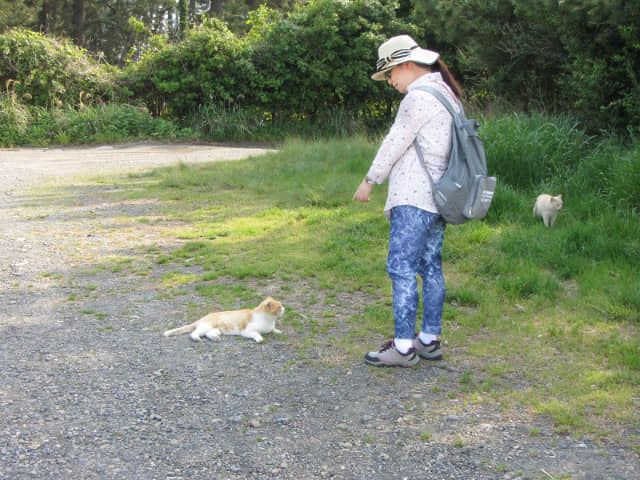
left=164, top=297, right=284, bottom=343
left=533, top=194, right=563, bottom=227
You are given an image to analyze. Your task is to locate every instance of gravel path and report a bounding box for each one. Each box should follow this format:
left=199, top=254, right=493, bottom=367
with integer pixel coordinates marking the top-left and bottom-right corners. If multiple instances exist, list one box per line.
left=1, top=143, right=638, bottom=480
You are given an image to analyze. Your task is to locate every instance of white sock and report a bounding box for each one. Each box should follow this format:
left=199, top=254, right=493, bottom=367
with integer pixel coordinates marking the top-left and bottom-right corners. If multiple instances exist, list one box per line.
left=418, top=332, right=438, bottom=345
left=394, top=338, right=414, bottom=354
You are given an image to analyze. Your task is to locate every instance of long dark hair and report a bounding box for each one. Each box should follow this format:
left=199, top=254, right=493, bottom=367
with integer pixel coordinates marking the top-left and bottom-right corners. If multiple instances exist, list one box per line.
left=432, top=59, right=463, bottom=99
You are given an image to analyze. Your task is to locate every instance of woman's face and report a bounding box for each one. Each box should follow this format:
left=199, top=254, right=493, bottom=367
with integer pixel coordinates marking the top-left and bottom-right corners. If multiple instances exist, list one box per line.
left=386, top=62, right=413, bottom=93
left=386, top=62, right=425, bottom=94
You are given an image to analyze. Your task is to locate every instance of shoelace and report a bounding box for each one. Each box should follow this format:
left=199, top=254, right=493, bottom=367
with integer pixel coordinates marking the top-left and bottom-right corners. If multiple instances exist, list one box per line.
left=378, top=340, right=395, bottom=353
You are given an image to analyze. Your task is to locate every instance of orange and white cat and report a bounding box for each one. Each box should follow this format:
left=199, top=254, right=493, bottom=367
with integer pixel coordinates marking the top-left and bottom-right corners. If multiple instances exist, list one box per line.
left=534, top=194, right=563, bottom=227
left=164, top=297, right=284, bottom=343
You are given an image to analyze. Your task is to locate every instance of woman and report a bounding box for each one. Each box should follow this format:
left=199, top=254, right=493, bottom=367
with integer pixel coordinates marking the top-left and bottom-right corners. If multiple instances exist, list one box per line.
left=353, top=35, right=462, bottom=367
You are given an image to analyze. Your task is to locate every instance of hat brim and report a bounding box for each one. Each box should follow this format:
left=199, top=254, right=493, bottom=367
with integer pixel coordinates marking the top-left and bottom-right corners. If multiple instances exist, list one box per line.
left=371, top=48, right=440, bottom=81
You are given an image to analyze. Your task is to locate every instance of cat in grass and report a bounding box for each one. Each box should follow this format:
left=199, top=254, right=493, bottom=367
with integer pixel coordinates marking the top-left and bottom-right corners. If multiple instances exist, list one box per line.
left=164, top=297, right=284, bottom=343
left=533, top=194, right=563, bottom=227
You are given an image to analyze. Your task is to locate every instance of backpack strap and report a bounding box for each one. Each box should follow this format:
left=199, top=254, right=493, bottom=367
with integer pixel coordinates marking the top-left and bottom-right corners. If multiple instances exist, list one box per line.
left=413, top=85, right=461, bottom=118
left=412, top=84, right=460, bottom=188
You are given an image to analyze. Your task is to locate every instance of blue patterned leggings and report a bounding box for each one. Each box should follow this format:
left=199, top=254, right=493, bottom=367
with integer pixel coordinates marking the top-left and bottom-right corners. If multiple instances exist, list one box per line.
left=387, top=205, right=446, bottom=340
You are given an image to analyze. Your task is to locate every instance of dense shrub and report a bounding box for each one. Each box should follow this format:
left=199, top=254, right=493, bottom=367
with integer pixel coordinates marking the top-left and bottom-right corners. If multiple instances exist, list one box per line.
left=123, top=0, right=412, bottom=122
left=0, top=97, right=188, bottom=147
left=248, top=0, right=413, bottom=118
left=0, top=92, right=31, bottom=146
left=123, top=19, right=254, bottom=118
left=0, top=28, right=124, bottom=108
left=557, top=1, right=640, bottom=134
left=2, top=1, right=640, bottom=136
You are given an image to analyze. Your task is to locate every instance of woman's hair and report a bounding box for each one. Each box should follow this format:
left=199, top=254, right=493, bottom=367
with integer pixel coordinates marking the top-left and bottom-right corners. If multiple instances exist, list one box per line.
left=431, top=59, right=463, bottom=99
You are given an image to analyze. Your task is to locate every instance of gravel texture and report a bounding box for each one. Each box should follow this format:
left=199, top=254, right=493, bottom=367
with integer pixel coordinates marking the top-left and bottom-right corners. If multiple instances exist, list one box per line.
left=1, top=143, right=638, bottom=480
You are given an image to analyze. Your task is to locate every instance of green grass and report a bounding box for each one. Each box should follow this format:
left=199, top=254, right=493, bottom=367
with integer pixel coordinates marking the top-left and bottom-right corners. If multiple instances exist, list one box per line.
left=0, top=96, right=198, bottom=147
left=78, top=119, right=639, bottom=446
left=0, top=94, right=387, bottom=147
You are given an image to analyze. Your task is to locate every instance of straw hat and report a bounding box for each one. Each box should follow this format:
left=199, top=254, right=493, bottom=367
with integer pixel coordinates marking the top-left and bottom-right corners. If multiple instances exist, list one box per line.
left=371, top=35, right=440, bottom=81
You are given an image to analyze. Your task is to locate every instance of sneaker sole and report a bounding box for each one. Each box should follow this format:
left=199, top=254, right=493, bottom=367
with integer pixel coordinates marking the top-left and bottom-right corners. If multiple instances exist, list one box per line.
left=416, top=353, right=443, bottom=361
left=364, top=357, right=420, bottom=368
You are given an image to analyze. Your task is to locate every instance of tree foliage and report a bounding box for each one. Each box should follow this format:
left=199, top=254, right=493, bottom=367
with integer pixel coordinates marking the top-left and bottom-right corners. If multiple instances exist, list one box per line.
left=0, top=0, right=306, bottom=65
left=124, top=18, right=253, bottom=117
left=248, top=0, right=414, bottom=117
left=124, top=0, right=413, bottom=119
left=1, top=0, right=639, bottom=134
left=412, top=0, right=640, bottom=132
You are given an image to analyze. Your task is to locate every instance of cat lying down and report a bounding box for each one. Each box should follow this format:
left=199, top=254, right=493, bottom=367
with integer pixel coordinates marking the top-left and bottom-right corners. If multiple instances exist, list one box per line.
left=164, top=297, right=284, bottom=343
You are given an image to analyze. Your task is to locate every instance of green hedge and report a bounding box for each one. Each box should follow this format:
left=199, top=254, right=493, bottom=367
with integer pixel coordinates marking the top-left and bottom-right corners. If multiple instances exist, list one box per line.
left=0, top=28, right=125, bottom=108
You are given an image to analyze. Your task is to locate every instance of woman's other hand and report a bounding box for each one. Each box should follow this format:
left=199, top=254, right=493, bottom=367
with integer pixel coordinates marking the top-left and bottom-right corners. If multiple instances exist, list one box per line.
left=353, top=179, right=374, bottom=203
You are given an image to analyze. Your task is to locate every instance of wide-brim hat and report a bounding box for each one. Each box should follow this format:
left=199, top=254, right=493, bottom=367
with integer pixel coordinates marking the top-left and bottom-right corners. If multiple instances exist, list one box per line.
left=371, top=35, right=440, bottom=81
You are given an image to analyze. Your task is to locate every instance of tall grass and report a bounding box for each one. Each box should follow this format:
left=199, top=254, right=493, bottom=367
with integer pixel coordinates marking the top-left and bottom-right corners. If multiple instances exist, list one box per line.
left=187, top=103, right=388, bottom=143
left=481, top=113, right=595, bottom=191
left=0, top=92, right=390, bottom=147
left=0, top=95, right=193, bottom=147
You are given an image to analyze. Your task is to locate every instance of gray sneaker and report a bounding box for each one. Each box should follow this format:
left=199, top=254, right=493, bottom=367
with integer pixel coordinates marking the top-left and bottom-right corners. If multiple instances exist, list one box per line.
left=413, top=338, right=443, bottom=360
left=364, top=341, right=419, bottom=368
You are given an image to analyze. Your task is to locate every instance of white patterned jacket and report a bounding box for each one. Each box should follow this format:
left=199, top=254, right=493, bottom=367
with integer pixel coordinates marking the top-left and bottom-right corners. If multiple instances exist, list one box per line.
left=366, top=72, right=461, bottom=218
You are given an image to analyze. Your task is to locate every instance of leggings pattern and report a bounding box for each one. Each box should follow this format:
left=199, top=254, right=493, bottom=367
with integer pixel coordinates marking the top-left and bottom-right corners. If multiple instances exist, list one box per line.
left=387, top=206, right=446, bottom=339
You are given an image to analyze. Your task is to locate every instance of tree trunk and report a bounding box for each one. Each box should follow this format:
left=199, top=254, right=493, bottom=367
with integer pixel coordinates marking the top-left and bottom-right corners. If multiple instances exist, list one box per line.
left=73, top=0, right=86, bottom=46
left=39, top=0, right=50, bottom=33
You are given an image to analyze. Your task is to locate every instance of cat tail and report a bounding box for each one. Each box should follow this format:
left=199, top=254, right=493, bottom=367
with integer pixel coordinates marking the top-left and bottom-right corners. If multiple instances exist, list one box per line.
left=163, top=323, right=196, bottom=337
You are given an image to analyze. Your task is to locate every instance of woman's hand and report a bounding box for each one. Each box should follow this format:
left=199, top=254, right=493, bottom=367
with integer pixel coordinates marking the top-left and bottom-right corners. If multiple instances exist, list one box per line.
left=353, top=179, right=374, bottom=203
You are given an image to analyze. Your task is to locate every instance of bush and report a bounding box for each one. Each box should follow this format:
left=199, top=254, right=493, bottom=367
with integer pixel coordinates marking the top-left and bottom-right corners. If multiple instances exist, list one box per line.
left=556, top=1, right=640, bottom=134
left=123, top=0, right=413, bottom=122
left=123, top=19, right=254, bottom=118
left=248, top=0, right=413, bottom=118
left=413, top=0, right=640, bottom=134
left=53, top=103, right=187, bottom=144
left=0, top=98, right=189, bottom=147
left=0, top=28, right=124, bottom=108
left=0, top=92, right=30, bottom=146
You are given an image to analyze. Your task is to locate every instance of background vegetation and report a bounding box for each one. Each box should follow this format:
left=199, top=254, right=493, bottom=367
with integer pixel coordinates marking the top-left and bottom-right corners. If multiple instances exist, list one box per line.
left=2, top=0, right=640, bottom=140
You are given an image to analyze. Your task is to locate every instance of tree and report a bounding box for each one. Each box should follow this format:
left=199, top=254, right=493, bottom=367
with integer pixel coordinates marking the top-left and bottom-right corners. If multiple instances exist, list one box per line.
left=1, top=1, right=307, bottom=65
left=73, top=0, right=86, bottom=46
left=0, top=0, right=40, bottom=32
left=179, top=0, right=188, bottom=38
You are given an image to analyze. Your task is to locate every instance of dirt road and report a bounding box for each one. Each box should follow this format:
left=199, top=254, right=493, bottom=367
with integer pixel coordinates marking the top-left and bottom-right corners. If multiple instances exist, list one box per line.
left=0, top=144, right=638, bottom=480
left=0, top=143, right=273, bottom=190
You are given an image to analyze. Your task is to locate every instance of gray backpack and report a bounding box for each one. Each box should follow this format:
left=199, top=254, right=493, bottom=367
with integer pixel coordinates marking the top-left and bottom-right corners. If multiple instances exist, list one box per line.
left=414, top=86, right=496, bottom=225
